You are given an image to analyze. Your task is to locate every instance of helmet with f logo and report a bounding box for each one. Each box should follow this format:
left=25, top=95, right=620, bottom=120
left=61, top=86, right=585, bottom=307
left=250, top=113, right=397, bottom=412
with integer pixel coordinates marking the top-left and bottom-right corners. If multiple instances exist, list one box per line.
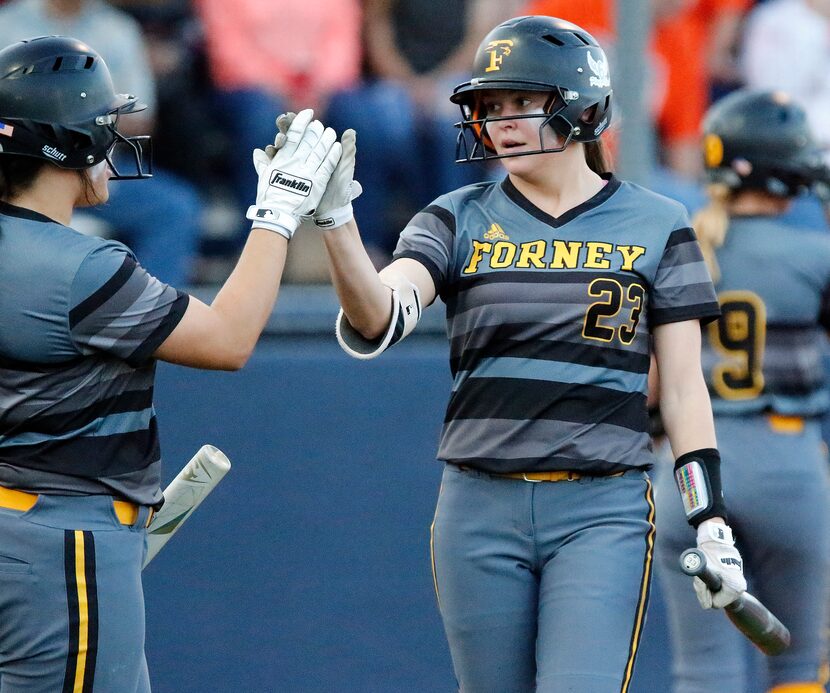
left=451, top=15, right=613, bottom=162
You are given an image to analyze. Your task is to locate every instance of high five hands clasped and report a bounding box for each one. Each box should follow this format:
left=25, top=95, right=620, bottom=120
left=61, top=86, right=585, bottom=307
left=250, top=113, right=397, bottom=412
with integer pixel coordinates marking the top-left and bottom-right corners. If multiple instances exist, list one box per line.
left=245, top=109, right=361, bottom=239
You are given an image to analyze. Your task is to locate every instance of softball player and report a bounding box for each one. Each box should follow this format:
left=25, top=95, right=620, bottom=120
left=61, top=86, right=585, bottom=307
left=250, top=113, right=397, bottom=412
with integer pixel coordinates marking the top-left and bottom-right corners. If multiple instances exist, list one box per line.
left=654, top=90, right=830, bottom=693
left=298, top=15, right=747, bottom=692
left=0, top=36, right=340, bottom=691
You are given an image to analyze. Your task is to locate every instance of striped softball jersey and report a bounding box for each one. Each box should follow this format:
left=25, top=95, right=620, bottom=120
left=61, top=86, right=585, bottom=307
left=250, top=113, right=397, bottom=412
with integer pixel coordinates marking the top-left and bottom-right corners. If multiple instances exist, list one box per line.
left=700, top=216, right=830, bottom=416
left=394, top=175, right=720, bottom=473
left=0, top=201, right=188, bottom=505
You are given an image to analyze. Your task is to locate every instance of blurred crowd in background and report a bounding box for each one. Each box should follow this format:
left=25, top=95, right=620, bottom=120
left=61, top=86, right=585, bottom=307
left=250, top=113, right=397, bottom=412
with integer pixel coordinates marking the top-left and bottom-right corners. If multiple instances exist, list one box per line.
left=0, top=0, right=827, bottom=287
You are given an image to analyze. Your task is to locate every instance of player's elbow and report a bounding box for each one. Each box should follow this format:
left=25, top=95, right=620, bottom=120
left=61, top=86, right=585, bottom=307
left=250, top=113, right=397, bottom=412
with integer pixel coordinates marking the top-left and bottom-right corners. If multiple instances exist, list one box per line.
left=352, top=315, right=388, bottom=341
left=199, top=341, right=255, bottom=371
left=219, top=345, right=254, bottom=371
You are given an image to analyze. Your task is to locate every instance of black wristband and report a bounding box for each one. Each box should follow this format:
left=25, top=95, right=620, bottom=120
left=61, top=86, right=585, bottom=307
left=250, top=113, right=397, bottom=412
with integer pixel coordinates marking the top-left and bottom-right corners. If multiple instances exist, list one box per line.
left=673, top=448, right=728, bottom=527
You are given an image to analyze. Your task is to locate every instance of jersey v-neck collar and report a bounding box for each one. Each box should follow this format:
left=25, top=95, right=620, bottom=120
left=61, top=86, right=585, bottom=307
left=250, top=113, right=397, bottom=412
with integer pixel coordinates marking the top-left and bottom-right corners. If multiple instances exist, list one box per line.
left=500, top=173, right=621, bottom=228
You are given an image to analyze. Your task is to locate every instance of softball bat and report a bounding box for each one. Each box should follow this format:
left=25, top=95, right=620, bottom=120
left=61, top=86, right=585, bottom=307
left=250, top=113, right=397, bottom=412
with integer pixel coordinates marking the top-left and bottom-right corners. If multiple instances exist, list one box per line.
left=680, top=548, right=790, bottom=656
left=143, top=444, right=231, bottom=568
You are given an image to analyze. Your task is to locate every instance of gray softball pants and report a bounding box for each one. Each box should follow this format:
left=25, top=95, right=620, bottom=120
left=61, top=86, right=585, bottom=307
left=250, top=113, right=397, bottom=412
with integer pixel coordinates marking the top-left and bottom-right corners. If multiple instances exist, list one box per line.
left=431, top=464, right=656, bottom=693
left=0, top=493, right=152, bottom=692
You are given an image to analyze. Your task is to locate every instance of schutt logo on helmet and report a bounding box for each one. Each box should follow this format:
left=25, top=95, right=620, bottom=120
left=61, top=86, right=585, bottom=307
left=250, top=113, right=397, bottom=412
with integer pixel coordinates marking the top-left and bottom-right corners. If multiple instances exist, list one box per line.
left=41, top=145, right=68, bottom=162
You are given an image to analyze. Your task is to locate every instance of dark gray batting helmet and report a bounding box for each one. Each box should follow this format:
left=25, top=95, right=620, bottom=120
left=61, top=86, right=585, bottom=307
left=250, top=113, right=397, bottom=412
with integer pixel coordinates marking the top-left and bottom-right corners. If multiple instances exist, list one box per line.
left=451, top=15, right=613, bottom=162
left=0, top=35, right=151, bottom=178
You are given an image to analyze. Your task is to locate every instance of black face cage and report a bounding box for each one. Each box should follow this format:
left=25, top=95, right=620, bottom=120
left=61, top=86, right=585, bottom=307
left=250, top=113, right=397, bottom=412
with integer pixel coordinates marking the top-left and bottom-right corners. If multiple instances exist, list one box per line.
left=453, top=87, right=580, bottom=163
left=100, top=111, right=152, bottom=180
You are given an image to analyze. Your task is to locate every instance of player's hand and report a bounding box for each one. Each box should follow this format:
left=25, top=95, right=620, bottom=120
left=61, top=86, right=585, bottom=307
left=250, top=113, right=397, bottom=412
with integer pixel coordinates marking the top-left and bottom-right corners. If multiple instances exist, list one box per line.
left=312, top=127, right=362, bottom=228
left=246, top=108, right=341, bottom=240
left=263, top=111, right=296, bottom=159
left=267, top=111, right=362, bottom=229
left=693, top=519, right=746, bottom=609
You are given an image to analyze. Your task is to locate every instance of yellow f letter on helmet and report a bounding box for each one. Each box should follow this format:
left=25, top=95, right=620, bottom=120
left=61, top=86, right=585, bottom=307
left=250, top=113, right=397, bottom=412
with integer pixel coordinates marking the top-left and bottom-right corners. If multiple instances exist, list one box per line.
left=335, top=271, right=422, bottom=360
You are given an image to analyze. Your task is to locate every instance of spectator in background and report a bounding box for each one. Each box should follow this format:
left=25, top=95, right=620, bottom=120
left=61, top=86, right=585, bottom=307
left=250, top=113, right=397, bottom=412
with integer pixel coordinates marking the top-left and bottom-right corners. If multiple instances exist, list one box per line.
left=742, top=0, right=830, bottom=152
left=523, top=0, right=749, bottom=181
left=740, top=0, right=830, bottom=232
left=0, top=0, right=203, bottom=286
left=109, top=0, right=221, bottom=187
left=193, top=0, right=362, bottom=249
left=324, top=0, right=523, bottom=264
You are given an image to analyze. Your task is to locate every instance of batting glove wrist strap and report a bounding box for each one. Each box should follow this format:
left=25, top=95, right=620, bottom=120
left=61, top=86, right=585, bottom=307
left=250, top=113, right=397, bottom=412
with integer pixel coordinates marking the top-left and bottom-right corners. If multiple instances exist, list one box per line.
left=697, top=518, right=734, bottom=546
left=673, top=448, right=728, bottom=527
left=246, top=205, right=298, bottom=240
left=313, top=199, right=355, bottom=229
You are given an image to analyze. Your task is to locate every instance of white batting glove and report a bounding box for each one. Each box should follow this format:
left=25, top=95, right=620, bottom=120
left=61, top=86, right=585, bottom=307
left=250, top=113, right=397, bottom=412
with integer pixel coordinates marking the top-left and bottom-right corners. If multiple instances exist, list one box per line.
left=313, top=127, right=362, bottom=228
left=693, top=520, right=747, bottom=609
left=263, top=111, right=296, bottom=159
left=268, top=111, right=362, bottom=229
left=246, top=109, right=341, bottom=240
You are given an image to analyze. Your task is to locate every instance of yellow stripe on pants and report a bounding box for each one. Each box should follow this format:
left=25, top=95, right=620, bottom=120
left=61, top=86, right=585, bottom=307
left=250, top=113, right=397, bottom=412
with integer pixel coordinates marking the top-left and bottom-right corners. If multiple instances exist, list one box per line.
left=72, top=530, right=89, bottom=693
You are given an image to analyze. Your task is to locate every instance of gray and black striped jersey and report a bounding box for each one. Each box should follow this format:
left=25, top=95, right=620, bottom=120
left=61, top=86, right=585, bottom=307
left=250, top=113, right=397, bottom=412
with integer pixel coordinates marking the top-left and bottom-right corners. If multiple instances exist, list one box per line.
left=394, top=176, right=719, bottom=474
left=0, top=202, right=188, bottom=505
left=701, top=217, right=830, bottom=416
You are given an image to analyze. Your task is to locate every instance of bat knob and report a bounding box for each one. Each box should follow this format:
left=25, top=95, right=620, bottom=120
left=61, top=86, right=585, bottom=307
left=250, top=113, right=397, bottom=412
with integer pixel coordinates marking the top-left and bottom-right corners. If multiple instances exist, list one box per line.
left=680, top=548, right=705, bottom=575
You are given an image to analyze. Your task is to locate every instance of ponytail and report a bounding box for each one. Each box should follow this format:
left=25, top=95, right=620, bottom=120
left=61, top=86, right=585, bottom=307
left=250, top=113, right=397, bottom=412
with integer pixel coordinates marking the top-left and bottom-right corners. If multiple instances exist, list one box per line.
left=584, top=139, right=610, bottom=175
left=692, top=183, right=732, bottom=284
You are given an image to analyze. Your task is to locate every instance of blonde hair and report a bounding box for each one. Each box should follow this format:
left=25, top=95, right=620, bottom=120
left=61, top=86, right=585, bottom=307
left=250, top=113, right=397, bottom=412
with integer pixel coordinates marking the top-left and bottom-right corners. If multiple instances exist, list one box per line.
left=692, top=183, right=732, bottom=283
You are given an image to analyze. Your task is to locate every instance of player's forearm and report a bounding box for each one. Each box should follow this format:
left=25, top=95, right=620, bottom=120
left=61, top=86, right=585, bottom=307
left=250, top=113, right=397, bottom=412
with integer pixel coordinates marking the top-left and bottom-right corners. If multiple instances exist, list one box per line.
left=154, top=229, right=288, bottom=370
left=208, top=229, right=288, bottom=361
left=322, top=220, right=392, bottom=338
left=659, top=373, right=717, bottom=458
left=652, top=320, right=717, bottom=456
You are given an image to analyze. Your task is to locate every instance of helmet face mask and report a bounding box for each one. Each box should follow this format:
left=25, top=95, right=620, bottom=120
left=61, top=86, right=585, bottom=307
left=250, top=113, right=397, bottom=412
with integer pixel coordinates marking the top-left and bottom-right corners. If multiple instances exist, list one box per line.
left=0, top=36, right=152, bottom=180
left=105, top=116, right=153, bottom=180
left=459, top=88, right=575, bottom=161
left=703, top=89, right=829, bottom=200
left=451, top=16, right=613, bottom=163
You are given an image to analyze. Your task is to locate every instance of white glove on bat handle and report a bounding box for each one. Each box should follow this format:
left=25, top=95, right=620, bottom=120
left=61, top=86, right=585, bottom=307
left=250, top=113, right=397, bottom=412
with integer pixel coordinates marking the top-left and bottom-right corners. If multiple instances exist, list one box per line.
left=693, top=520, right=747, bottom=609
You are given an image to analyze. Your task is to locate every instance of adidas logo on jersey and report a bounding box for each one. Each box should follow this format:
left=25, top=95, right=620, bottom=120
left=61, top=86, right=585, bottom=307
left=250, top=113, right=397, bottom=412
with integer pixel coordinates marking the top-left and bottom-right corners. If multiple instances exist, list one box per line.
left=42, top=145, right=67, bottom=162
left=269, top=170, right=311, bottom=196
left=483, top=223, right=509, bottom=241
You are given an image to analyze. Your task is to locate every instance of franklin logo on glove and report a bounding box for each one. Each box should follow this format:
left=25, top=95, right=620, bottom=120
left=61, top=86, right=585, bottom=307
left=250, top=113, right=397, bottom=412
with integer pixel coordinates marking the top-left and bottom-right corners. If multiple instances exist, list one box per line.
left=269, top=170, right=312, bottom=196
